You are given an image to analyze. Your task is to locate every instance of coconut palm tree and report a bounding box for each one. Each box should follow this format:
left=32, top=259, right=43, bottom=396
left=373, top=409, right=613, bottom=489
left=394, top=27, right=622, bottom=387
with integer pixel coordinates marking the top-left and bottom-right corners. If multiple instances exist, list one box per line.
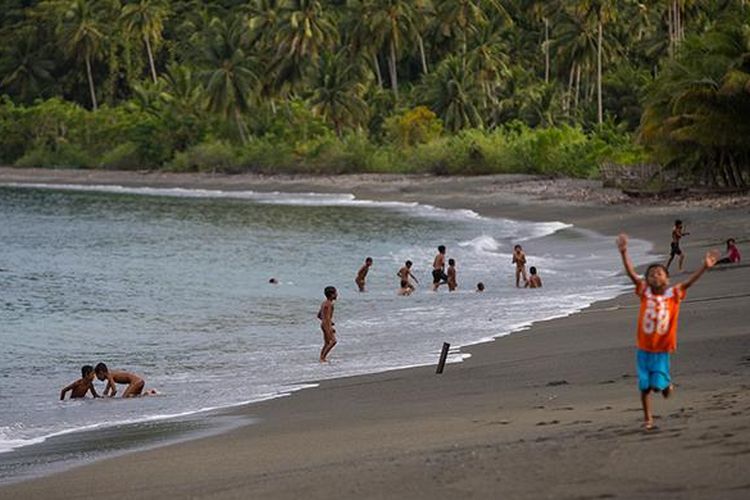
left=353, top=0, right=422, bottom=99
left=272, top=0, right=337, bottom=91
left=0, top=30, right=54, bottom=102
left=59, top=0, right=107, bottom=110
left=640, top=15, right=750, bottom=187
left=121, top=0, right=170, bottom=83
left=309, top=49, right=369, bottom=135
left=421, top=55, right=483, bottom=132
left=200, top=17, right=259, bottom=145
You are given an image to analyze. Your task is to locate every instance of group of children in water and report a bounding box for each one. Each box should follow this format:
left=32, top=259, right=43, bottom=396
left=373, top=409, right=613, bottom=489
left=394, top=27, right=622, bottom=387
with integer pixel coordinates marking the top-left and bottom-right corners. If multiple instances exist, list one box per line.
left=356, top=243, right=543, bottom=297
left=60, top=362, right=156, bottom=400
left=62, top=218, right=743, bottom=433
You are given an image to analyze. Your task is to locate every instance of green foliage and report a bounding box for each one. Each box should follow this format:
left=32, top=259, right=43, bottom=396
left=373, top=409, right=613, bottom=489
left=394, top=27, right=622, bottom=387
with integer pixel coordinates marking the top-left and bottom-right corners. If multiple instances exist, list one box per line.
left=168, top=140, right=242, bottom=173
left=385, top=106, right=443, bottom=147
left=0, top=1, right=746, bottom=181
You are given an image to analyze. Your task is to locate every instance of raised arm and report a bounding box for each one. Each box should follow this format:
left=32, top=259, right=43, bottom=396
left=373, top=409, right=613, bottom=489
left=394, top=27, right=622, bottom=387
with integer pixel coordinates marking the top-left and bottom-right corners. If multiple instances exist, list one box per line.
left=679, top=250, right=719, bottom=290
left=617, top=234, right=640, bottom=285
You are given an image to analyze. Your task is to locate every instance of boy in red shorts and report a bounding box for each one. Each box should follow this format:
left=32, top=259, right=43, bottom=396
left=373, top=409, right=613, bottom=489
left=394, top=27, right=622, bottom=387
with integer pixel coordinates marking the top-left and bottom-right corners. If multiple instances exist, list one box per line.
left=617, top=233, right=718, bottom=429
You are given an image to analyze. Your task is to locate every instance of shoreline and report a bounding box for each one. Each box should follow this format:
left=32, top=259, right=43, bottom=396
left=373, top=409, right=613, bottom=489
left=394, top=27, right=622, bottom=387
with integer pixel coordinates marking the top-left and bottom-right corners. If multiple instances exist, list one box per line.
left=1, top=168, right=749, bottom=499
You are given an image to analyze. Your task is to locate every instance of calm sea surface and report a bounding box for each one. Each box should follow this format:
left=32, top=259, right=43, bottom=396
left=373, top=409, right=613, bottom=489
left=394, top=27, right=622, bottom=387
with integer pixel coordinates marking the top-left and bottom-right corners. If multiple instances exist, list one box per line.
left=0, top=184, right=650, bottom=474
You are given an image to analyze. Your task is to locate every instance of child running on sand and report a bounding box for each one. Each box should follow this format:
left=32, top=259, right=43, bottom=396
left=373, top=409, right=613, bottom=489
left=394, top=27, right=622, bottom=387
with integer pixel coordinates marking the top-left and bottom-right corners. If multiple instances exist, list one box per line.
left=355, top=257, right=373, bottom=292
left=525, top=266, right=542, bottom=288
left=617, top=233, right=718, bottom=430
left=95, top=363, right=156, bottom=398
left=512, top=244, right=528, bottom=287
left=318, top=286, right=337, bottom=362
left=447, top=258, right=457, bottom=291
left=432, top=245, right=448, bottom=291
left=60, top=365, right=99, bottom=400
left=397, top=260, right=418, bottom=295
left=666, top=220, right=690, bottom=272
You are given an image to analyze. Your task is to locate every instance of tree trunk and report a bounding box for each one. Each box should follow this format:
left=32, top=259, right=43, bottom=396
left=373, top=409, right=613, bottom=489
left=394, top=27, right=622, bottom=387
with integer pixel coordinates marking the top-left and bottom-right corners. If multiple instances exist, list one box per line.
left=373, top=54, right=383, bottom=88
left=575, top=64, right=581, bottom=110
left=389, top=39, right=398, bottom=99
left=145, top=35, right=158, bottom=84
left=235, top=108, right=248, bottom=145
left=85, top=54, right=98, bottom=111
left=667, top=2, right=674, bottom=58
left=565, top=63, right=575, bottom=113
left=544, top=18, right=550, bottom=84
left=597, top=20, right=603, bottom=126
left=418, top=35, right=429, bottom=75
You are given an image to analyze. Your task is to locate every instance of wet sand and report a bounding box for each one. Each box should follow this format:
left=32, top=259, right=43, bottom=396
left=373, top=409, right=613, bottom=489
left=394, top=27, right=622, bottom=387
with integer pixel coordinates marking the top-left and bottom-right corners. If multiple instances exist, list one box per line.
left=1, top=167, right=749, bottom=499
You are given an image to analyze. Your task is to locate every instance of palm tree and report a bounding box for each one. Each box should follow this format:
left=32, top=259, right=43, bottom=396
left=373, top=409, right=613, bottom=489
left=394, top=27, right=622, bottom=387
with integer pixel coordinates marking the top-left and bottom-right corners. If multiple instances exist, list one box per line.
left=640, top=15, right=750, bottom=187
left=467, top=24, right=510, bottom=113
left=0, top=30, right=54, bottom=102
left=309, top=49, right=369, bottom=136
left=59, top=0, right=107, bottom=110
left=121, top=0, right=170, bottom=83
left=200, top=17, right=259, bottom=145
left=272, top=0, right=337, bottom=91
left=432, top=0, right=507, bottom=56
left=422, top=55, right=483, bottom=132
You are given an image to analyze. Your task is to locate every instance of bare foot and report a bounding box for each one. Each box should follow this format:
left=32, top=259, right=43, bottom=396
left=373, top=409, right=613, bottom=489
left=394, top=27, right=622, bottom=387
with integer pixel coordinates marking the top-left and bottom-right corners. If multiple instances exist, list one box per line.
left=643, top=420, right=655, bottom=431
left=662, top=384, right=674, bottom=399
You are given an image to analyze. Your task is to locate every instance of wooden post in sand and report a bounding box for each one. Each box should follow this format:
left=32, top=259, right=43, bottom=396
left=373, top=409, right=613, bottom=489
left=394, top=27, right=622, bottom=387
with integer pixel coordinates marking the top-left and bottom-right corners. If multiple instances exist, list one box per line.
left=436, top=342, right=450, bottom=374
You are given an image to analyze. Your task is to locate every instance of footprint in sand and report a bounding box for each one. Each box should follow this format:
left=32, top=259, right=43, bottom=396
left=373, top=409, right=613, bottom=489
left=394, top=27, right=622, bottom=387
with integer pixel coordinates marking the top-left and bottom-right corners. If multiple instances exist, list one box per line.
left=535, top=420, right=560, bottom=426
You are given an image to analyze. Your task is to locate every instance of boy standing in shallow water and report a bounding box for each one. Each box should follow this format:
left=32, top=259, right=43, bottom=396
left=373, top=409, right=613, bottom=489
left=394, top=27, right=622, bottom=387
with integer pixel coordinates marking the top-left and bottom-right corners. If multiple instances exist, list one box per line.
left=318, top=286, right=338, bottom=362
left=397, top=260, right=418, bottom=295
left=512, top=244, right=528, bottom=287
left=447, top=258, right=457, bottom=291
left=618, top=233, right=718, bottom=429
left=432, top=245, right=448, bottom=291
left=355, top=257, right=373, bottom=292
left=60, top=365, right=99, bottom=400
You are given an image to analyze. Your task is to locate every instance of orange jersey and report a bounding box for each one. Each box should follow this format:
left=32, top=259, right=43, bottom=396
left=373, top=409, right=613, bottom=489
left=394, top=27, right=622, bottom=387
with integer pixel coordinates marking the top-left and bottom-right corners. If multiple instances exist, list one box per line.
left=635, top=282, right=686, bottom=353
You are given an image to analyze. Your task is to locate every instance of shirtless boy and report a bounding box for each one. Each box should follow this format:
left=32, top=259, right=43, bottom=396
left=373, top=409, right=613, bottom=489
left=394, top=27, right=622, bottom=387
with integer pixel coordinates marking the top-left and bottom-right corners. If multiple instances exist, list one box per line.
left=397, top=260, right=418, bottom=295
left=60, top=365, right=99, bottom=400
left=95, top=363, right=154, bottom=398
left=318, top=286, right=338, bottom=362
left=618, top=233, right=718, bottom=429
left=447, top=258, right=457, bottom=291
left=525, top=266, right=543, bottom=288
left=666, top=220, right=690, bottom=272
left=432, top=245, right=448, bottom=291
left=355, top=257, right=373, bottom=292
left=512, top=244, right=528, bottom=287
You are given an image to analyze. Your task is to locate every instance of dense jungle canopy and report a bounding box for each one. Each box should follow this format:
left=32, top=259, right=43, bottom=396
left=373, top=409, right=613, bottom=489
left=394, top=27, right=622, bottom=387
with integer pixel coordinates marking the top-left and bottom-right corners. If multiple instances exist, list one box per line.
left=0, top=1, right=748, bottom=186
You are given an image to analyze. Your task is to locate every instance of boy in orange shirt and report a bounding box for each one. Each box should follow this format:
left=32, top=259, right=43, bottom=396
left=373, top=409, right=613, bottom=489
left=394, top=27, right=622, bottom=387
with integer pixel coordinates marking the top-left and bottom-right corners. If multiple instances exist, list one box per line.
left=617, top=233, right=718, bottom=429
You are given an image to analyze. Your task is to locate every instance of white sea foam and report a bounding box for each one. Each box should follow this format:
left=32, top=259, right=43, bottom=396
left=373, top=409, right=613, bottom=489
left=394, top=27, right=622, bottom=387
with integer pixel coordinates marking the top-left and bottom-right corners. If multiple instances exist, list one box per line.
left=0, top=182, right=651, bottom=464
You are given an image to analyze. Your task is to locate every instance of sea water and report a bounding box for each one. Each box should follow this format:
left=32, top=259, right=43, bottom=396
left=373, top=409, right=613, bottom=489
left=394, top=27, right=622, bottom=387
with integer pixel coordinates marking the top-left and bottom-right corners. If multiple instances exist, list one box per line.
left=0, top=184, right=650, bottom=476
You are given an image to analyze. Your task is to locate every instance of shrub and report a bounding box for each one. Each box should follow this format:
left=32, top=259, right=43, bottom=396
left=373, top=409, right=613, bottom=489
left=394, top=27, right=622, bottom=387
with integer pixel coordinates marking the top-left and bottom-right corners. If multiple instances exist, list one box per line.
left=168, top=141, right=241, bottom=173
left=385, top=106, right=443, bottom=147
left=15, top=143, right=93, bottom=169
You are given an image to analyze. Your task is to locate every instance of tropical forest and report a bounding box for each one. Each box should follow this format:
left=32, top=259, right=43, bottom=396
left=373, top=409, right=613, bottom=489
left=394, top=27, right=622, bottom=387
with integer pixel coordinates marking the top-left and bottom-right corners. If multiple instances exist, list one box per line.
left=0, top=0, right=748, bottom=187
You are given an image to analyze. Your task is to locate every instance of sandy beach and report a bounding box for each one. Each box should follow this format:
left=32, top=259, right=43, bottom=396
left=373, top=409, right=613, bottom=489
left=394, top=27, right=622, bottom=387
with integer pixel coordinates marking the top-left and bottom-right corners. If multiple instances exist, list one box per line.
left=1, top=167, right=749, bottom=499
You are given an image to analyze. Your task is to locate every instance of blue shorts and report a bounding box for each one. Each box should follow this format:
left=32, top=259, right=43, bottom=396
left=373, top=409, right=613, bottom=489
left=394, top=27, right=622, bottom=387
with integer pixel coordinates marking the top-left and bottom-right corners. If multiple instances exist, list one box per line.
left=636, top=349, right=671, bottom=392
